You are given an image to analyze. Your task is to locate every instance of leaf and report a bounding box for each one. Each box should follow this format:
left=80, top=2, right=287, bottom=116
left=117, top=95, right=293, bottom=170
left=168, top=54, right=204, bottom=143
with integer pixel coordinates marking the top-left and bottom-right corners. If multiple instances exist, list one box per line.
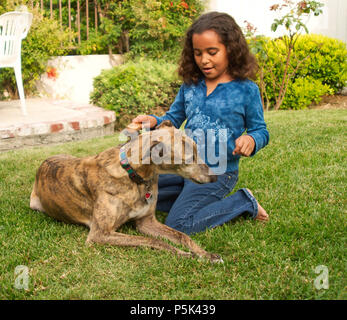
left=271, top=23, right=278, bottom=32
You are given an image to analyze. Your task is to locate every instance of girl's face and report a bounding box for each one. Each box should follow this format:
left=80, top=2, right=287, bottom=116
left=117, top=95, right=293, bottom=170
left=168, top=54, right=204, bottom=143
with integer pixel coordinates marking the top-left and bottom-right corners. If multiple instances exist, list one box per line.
left=192, top=30, right=232, bottom=84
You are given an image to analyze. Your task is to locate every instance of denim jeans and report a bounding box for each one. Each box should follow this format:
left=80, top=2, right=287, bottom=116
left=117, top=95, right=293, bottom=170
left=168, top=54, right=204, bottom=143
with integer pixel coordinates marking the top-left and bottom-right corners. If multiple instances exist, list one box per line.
left=156, top=173, right=258, bottom=235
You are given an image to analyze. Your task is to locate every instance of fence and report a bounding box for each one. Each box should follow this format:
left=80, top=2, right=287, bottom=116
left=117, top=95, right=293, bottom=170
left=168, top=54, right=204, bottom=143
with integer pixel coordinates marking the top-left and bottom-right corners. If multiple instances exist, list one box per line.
left=31, top=0, right=99, bottom=44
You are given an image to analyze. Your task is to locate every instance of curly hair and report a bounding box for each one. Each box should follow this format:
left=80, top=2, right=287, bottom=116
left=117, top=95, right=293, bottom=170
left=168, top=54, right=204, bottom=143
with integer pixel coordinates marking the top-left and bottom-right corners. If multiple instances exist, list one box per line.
left=178, top=12, right=258, bottom=84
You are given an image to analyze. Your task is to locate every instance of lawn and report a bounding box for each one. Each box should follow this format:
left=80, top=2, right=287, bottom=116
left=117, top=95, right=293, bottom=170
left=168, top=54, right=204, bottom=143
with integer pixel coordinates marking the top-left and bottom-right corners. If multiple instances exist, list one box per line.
left=0, top=108, right=346, bottom=300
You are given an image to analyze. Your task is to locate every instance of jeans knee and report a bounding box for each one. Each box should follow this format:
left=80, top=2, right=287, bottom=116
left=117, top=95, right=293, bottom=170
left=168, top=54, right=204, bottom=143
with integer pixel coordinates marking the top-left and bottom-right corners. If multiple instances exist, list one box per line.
left=165, top=215, right=194, bottom=235
left=165, top=216, right=180, bottom=230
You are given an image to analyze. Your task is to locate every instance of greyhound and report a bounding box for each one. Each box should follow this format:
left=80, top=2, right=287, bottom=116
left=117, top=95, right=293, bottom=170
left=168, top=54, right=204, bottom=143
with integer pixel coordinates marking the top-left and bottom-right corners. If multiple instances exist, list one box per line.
left=30, top=120, right=223, bottom=262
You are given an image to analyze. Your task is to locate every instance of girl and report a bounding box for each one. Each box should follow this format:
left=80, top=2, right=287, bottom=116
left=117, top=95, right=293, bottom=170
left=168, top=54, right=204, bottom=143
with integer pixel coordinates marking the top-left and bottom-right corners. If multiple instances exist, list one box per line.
left=132, top=12, right=269, bottom=235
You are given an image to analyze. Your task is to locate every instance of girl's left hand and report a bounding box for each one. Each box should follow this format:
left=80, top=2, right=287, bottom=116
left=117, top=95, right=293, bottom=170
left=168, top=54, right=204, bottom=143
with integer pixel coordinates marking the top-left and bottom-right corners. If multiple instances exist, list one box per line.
left=232, top=135, right=255, bottom=157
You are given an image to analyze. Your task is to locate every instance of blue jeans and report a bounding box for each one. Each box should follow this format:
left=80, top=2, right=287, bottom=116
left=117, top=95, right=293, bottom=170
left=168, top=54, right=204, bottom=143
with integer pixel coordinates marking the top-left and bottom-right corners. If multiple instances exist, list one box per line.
left=156, top=173, right=258, bottom=235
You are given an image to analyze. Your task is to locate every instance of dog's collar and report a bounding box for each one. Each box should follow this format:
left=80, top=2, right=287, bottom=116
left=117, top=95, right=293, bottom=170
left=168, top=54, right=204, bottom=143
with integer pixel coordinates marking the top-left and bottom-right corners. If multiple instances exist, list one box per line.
left=119, top=145, right=152, bottom=203
left=120, top=145, right=146, bottom=185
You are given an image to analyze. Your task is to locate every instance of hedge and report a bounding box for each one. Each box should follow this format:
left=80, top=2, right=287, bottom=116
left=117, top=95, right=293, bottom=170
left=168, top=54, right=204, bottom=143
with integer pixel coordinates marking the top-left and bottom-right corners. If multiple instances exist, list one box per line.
left=253, top=34, right=347, bottom=109
left=90, top=59, right=181, bottom=129
left=91, top=34, right=346, bottom=121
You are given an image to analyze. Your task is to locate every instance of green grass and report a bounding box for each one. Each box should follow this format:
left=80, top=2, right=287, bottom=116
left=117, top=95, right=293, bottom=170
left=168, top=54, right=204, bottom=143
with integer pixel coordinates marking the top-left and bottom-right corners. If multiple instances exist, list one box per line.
left=0, top=109, right=346, bottom=299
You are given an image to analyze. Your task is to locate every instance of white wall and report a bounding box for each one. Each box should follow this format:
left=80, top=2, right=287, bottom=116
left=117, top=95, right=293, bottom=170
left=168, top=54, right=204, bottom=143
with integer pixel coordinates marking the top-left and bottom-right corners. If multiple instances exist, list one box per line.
left=35, top=54, right=123, bottom=103
left=206, top=0, right=347, bottom=44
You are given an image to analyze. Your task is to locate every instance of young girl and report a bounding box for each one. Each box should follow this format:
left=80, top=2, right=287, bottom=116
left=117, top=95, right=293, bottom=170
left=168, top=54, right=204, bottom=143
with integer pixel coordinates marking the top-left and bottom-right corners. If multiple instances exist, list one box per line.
left=132, top=12, right=269, bottom=235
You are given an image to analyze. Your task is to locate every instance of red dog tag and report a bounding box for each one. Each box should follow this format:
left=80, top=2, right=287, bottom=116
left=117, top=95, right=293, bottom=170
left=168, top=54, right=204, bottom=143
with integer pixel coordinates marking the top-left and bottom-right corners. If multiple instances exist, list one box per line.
left=145, top=192, right=152, bottom=202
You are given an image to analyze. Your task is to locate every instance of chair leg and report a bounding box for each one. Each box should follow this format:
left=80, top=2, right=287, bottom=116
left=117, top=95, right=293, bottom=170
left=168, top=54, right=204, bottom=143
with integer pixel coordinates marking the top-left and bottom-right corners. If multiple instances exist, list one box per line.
left=14, top=64, right=27, bottom=116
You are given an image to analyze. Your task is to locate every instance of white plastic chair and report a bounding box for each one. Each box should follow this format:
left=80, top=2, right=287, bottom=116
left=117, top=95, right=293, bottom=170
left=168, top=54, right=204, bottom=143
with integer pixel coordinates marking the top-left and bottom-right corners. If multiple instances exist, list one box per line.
left=0, top=11, right=33, bottom=116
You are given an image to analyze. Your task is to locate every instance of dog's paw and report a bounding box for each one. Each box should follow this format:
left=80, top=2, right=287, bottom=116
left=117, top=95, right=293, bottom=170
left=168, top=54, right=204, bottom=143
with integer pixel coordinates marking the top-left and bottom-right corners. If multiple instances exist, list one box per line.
left=178, top=250, right=194, bottom=259
left=193, top=252, right=224, bottom=263
left=209, top=253, right=224, bottom=264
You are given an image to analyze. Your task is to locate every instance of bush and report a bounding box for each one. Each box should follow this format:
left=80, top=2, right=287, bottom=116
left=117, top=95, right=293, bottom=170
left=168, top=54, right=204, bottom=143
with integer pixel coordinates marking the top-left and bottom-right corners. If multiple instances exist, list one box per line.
left=90, top=59, right=181, bottom=129
left=76, top=31, right=110, bottom=55
left=294, top=34, right=347, bottom=92
left=128, top=0, right=204, bottom=59
left=251, top=34, right=347, bottom=110
left=281, top=76, right=333, bottom=110
left=74, top=0, right=204, bottom=59
left=0, top=4, right=73, bottom=98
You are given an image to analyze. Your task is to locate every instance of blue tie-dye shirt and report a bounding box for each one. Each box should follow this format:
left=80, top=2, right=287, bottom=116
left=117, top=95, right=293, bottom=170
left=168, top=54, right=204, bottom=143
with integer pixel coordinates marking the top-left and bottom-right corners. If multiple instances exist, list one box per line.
left=152, top=78, right=269, bottom=174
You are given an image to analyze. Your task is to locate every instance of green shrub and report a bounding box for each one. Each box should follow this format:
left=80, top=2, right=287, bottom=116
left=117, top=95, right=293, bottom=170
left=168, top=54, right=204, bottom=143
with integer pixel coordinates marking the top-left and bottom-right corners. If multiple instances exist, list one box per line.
left=72, top=0, right=204, bottom=59
left=128, top=0, right=204, bottom=59
left=0, top=4, right=73, bottom=98
left=281, top=76, right=333, bottom=110
left=0, top=3, right=5, bottom=13
left=76, top=31, right=109, bottom=55
left=294, top=34, right=347, bottom=92
left=90, top=59, right=181, bottom=129
left=251, top=34, right=347, bottom=110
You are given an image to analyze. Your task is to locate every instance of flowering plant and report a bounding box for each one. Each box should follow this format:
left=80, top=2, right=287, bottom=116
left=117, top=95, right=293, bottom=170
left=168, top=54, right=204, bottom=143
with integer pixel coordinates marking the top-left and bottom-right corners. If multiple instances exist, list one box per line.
left=46, top=67, right=58, bottom=80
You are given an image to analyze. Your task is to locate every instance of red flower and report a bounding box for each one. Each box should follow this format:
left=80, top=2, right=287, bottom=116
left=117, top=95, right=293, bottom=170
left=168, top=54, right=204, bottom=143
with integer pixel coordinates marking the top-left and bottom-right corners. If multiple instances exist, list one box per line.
left=170, top=1, right=173, bottom=6
left=47, top=67, right=58, bottom=80
left=181, top=1, right=189, bottom=9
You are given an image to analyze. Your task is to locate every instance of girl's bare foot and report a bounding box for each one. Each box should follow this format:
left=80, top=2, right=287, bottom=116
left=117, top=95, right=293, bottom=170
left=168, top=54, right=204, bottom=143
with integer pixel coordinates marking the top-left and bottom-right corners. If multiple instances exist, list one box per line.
left=246, top=189, right=269, bottom=221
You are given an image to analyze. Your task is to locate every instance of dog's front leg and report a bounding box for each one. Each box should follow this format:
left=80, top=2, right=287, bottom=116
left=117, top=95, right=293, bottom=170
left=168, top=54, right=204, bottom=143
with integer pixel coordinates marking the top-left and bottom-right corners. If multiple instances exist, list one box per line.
left=86, top=194, right=192, bottom=258
left=135, top=215, right=223, bottom=263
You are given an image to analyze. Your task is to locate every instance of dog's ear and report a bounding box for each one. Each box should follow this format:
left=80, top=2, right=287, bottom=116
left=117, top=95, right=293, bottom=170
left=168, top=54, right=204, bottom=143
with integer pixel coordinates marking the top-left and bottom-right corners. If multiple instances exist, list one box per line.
left=155, top=120, right=173, bottom=130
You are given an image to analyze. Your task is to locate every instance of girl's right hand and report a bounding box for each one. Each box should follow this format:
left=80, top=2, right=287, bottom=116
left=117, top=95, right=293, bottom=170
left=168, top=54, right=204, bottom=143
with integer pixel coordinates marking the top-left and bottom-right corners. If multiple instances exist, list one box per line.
left=132, top=115, right=157, bottom=129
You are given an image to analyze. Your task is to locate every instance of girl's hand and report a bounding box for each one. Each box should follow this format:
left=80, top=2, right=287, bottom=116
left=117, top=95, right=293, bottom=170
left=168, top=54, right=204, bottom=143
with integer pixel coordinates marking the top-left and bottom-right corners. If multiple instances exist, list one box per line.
left=232, top=135, right=255, bottom=157
left=132, top=115, right=157, bottom=129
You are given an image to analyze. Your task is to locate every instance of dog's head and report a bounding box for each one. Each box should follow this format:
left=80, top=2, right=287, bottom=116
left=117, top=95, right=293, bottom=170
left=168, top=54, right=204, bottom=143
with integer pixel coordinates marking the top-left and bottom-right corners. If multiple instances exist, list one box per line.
left=125, top=120, right=217, bottom=184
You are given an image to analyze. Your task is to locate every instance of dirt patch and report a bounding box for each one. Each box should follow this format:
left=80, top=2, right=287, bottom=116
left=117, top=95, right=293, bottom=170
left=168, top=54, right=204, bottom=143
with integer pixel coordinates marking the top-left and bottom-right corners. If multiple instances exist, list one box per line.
left=310, top=94, right=347, bottom=110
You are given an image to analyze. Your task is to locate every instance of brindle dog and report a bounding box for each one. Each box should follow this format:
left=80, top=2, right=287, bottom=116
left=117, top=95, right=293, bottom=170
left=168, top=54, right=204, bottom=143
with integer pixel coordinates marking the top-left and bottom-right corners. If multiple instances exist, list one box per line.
left=30, top=121, right=223, bottom=262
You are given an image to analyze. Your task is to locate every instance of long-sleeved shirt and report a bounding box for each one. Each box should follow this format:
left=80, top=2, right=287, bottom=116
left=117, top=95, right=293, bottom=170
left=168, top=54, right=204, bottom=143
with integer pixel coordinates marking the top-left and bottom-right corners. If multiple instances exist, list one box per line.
left=152, top=78, right=269, bottom=174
